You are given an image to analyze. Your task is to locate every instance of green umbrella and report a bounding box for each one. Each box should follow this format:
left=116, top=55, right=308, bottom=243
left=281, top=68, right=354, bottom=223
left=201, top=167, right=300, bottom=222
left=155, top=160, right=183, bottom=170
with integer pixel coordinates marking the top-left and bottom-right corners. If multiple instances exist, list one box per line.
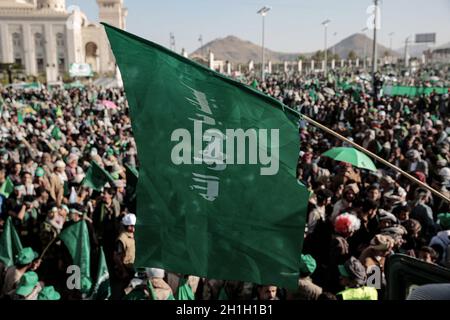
left=322, top=147, right=377, bottom=172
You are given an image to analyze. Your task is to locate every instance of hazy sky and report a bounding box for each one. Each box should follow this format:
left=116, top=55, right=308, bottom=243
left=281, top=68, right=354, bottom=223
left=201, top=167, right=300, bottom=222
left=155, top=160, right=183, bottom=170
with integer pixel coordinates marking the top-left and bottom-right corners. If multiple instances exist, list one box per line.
left=67, top=0, right=450, bottom=54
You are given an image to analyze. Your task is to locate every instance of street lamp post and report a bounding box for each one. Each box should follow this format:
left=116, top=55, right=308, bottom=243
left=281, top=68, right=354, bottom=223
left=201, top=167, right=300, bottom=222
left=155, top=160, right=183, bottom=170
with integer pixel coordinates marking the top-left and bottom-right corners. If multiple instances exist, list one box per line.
left=257, top=6, right=271, bottom=82
left=362, top=27, right=368, bottom=70
left=404, top=36, right=411, bottom=68
left=372, top=0, right=379, bottom=75
left=388, top=32, right=395, bottom=64
left=198, top=35, right=204, bottom=59
left=389, top=32, right=395, bottom=52
left=332, top=32, right=338, bottom=57
left=322, top=19, right=331, bottom=76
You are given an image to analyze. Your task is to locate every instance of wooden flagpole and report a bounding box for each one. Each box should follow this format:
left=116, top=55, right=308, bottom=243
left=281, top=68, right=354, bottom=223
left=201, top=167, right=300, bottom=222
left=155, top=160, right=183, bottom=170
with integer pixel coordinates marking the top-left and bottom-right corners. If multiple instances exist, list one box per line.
left=282, top=105, right=450, bottom=204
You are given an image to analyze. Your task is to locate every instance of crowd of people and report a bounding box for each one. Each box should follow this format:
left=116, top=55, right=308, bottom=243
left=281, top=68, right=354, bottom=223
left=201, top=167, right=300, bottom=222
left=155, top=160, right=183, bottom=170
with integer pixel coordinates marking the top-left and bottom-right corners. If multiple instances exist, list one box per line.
left=0, top=64, right=449, bottom=300
left=256, top=66, right=450, bottom=299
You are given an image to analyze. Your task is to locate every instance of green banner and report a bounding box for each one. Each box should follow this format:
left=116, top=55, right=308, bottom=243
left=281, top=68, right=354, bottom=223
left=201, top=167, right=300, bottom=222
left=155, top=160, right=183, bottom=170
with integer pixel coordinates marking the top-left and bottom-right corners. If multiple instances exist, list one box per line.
left=384, top=86, right=449, bottom=97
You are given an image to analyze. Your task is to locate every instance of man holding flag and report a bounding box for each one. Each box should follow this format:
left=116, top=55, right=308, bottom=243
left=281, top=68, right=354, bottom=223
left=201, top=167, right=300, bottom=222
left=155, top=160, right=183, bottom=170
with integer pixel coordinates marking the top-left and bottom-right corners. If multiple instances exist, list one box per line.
left=1, top=247, right=41, bottom=298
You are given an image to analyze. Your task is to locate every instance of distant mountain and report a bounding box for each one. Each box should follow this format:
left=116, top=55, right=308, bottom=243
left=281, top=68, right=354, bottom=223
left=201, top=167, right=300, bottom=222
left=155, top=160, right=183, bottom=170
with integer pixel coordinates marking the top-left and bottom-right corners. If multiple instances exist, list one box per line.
left=190, top=35, right=300, bottom=63
left=190, top=33, right=399, bottom=64
left=329, top=33, right=399, bottom=59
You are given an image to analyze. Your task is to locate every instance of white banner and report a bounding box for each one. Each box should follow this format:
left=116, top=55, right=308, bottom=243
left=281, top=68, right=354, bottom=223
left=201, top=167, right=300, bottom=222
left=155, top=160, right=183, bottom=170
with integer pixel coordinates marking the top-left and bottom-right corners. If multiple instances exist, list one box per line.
left=69, top=63, right=93, bottom=77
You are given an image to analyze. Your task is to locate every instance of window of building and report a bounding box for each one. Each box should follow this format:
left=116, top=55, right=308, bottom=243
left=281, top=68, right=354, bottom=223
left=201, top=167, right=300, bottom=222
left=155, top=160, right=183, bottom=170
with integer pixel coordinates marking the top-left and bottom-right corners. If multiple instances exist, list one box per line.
left=12, top=33, right=21, bottom=47
left=56, top=33, right=64, bottom=46
left=36, top=58, right=45, bottom=73
left=34, top=33, right=45, bottom=47
left=58, top=58, right=65, bottom=72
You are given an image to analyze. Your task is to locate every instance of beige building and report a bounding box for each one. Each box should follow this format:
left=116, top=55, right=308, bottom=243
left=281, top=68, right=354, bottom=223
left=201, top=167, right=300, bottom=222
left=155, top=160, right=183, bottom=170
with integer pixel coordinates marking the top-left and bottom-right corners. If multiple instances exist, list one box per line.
left=0, top=0, right=127, bottom=81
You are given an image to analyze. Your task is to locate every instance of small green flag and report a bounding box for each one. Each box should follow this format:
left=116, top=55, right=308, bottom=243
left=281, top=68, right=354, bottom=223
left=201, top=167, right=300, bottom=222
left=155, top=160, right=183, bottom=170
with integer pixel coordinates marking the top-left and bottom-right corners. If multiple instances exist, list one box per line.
left=147, top=280, right=158, bottom=300
left=59, top=220, right=92, bottom=294
left=56, top=105, right=63, bottom=118
left=51, top=126, right=62, bottom=140
left=82, top=161, right=116, bottom=191
left=88, top=247, right=111, bottom=300
left=146, top=277, right=176, bottom=301
left=0, top=177, right=15, bottom=198
left=167, top=292, right=176, bottom=300
left=175, top=277, right=195, bottom=300
left=17, top=111, right=24, bottom=125
left=309, top=89, right=318, bottom=102
left=0, top=216, right=23, bottom=267
left=104, top=24, right=309, bottom=290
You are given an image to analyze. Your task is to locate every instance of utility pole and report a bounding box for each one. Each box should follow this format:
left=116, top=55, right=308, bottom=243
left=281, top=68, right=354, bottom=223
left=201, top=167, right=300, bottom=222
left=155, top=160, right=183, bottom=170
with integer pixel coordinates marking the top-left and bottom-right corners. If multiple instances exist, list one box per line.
left=332, top=32, right=338, bottom=57
left=362, top=28, right=368, bottom=70
left=389, top=32, right=395, bottom=52
left=388, top=32, right=395, bottom=64
left=404, top=36, right=411, bottom=68
left=322, top=19, right=331, bottom=76
left=198, top=35, right=204, bottom=59
left=170, top=32, right=176, bottom=52
left=257, top=6, right=271, bottom=82
left=371, top=0, right=381, bottom=103
left=372, top=0, right=379, bottom=75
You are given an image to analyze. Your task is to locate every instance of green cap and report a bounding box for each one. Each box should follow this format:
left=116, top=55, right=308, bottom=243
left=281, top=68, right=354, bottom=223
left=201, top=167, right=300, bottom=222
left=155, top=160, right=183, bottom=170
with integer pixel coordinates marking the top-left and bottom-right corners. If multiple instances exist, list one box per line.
left=15, top=247, right=38, bottom=265
left=111, top=172, right=120, bottom=180
left=80, top=276, right=92, bottom=294
left=61, top=205, right=69, bottom=213
left=16, top=271, right=39, bottom=296
left=299, top=254, right=317, bottom=276
left=38, top=286, right=61, bottom=300
left=35, top=167, right=45, bottom=178
left=438, top=213, right=450, bottom=229
left=338, top=264, right=351, bottom=278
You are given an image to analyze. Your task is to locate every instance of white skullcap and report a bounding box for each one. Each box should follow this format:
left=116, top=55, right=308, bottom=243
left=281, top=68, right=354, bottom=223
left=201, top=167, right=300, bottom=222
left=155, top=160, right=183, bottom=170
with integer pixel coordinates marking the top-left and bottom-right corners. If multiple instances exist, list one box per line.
left=55, top=160, right=66, bottom=168
left=147, top=268, right=165, bottom=279
left=439, top=167, right=450, bottom=180
left=122, top=213, right=137, bottom=226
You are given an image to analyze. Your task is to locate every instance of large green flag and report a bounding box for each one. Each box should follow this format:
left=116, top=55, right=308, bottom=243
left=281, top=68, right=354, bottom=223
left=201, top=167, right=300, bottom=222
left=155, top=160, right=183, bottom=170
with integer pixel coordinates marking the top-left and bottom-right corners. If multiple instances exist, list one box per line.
left=82, top=161, right=115, bottom=191
left=0, top=216, right=23, bottom=267
left=59, top=220, right=92, bottom=294
left=0, top=177, right=15, bottom=198
left=104, top=24, right=309, bottom=289
left=88, top=247, right=111, bottom=300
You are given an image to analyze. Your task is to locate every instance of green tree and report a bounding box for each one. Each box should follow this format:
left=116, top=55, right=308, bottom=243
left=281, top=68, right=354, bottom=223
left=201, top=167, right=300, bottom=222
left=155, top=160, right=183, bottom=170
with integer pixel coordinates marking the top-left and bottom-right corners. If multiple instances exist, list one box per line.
left=331, top=53, right=341, bottom=61
left=347, top=50, right=358, bottom=60
left=312, top=50, right=324, bottom=61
